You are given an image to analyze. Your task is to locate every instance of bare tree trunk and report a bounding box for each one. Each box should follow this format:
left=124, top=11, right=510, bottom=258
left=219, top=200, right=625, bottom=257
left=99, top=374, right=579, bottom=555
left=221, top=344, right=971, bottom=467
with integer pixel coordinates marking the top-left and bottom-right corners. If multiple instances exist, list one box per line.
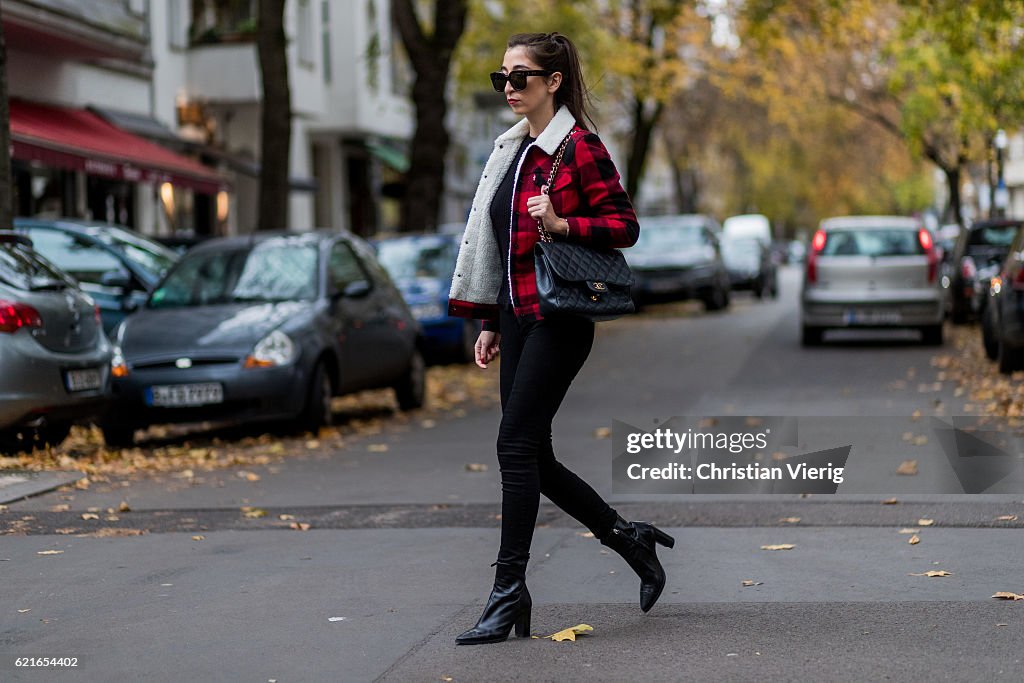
left=392, top=0, right=467, bottom=233
left=943, top=166, right=963, bottom=227
left=256, top=0, right=291, bottom=231
left=625, top=98, right=663, bottom=202
left=0, top=10, right=13, bottom=231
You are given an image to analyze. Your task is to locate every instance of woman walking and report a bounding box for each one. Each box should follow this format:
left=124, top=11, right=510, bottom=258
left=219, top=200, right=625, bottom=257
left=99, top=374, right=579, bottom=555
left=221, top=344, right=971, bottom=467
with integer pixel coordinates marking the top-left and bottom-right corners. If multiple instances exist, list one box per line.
left=447, top=32, right=675, bottom=646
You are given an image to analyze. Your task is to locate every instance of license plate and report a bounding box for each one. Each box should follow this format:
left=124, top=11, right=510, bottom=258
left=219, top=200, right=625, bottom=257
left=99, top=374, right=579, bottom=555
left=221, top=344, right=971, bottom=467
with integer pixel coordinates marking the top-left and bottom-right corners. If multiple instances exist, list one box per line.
left=844, top=309, right=902, bottom=324
left=147, top=383, right=224, bottom=407
left=65, top=368, right=102, bottom=392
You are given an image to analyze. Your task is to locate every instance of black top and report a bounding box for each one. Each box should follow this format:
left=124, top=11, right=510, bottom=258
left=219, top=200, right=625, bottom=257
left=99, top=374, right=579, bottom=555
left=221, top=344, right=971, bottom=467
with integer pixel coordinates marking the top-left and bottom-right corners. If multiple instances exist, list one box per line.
left=489, top=135, right=535, bottom=306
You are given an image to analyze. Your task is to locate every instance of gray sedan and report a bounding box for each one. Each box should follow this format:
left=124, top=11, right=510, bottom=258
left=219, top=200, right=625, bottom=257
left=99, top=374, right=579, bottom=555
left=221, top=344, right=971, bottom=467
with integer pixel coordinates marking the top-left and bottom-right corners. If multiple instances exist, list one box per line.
left=801, top=216, right=943, bottom=346
left=0, top=233, right=112, bottom=452
left=101, top=231, right=425, bottom=447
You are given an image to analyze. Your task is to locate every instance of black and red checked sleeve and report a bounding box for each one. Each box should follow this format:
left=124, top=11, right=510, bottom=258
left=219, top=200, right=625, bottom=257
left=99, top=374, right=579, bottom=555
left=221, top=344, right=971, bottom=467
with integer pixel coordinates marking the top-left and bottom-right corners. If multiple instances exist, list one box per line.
left=563, top=133, right=640, bottom=249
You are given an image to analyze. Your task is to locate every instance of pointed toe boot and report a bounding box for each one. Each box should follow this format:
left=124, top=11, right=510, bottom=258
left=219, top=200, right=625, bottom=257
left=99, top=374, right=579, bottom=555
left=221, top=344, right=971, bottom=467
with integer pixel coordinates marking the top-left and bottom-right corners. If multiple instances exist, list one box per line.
left=599, top=515, right=675, bottom=612
left=455, top=560, right=532, bottom=645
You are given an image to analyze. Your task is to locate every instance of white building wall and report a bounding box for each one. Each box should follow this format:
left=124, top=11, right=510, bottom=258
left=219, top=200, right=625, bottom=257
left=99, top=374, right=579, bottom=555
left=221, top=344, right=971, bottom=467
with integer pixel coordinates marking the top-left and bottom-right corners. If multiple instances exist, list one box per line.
left=6, top=48, right=150, bottom=112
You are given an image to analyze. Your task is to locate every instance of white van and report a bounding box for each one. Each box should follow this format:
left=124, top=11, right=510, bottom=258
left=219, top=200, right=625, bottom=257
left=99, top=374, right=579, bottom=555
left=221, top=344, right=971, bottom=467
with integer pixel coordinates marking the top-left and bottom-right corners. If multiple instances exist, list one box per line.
left=723, top=214, right=773, bottom=246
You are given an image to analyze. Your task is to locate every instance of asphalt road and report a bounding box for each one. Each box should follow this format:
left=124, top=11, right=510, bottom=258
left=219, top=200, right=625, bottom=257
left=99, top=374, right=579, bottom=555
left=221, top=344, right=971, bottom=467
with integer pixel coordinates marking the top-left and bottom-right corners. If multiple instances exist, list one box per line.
left=2, top=265, right=1023, bottom=683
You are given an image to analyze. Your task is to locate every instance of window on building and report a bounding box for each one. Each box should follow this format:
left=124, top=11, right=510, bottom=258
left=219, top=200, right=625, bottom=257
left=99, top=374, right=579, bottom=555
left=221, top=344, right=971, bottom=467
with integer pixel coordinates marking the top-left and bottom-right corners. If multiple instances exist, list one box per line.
left=321, top=0, right=332, bottom=83
left=297, top=0, right=315, bottom=66
left=168, top=0, right=188, bottom=49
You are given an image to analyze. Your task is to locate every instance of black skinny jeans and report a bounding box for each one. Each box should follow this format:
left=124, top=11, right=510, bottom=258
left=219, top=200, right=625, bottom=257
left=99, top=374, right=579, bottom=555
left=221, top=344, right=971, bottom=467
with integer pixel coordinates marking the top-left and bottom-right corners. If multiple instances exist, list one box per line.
left=494, top=303, right=619, bottom=567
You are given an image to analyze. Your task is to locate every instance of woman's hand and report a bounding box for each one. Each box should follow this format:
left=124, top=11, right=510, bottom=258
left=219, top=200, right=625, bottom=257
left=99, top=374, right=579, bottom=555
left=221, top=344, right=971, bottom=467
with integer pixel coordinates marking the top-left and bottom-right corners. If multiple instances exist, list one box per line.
left=475, top=330, right=501, bottom=369
left=527, top=191, right=569, bottom=236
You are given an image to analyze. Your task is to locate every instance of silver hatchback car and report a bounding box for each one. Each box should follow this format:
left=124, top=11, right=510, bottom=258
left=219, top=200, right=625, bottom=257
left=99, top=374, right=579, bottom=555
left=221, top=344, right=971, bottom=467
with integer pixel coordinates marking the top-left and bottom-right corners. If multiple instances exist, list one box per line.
left=801, top=216, right=943, bottom=346
left=0, top=233, right=112, bottom=452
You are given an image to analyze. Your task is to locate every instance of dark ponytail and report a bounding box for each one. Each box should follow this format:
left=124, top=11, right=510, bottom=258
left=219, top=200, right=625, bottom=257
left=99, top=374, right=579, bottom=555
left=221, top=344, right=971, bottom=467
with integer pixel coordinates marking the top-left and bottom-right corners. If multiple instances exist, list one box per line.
left=507, top=32, right=596, bottom=132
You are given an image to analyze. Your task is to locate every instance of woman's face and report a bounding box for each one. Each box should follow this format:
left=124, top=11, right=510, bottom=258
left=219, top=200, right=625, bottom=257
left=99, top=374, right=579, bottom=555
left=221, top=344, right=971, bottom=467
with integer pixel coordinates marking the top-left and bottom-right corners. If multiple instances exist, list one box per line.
left=500, top=46, right=561, bottom=118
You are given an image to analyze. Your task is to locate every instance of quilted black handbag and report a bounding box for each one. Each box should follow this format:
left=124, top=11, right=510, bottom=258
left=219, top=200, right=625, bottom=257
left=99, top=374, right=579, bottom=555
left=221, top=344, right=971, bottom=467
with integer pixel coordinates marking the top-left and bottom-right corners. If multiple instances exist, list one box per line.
left=533, top=134, right=635, bottom=322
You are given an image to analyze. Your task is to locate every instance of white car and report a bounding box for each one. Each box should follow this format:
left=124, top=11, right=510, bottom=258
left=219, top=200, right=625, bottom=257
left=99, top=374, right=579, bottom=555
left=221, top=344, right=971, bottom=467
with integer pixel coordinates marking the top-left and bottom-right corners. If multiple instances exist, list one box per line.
left=801, top=216, right=943, bottom=346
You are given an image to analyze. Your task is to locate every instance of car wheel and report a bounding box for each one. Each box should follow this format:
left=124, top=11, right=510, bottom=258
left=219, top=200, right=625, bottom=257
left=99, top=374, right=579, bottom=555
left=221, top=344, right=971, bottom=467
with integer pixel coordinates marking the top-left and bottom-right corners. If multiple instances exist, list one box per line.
left=297, top=360, right=334, bottom=433
left=982, top=310, right=998, bottom=360
left=920, top=324, right=944, bottom=346
left=394, top=349, right=426, bottom=411
left=703, top=285, right=727, bottom=312
left=101, top=422, right=138, bottom=449
left=33, top=421, right=72, bottom=449
left=997, top=339, right=1022, bottom=375
left=754, top=278, right=765, bottom=299
left=802, top=325, right=824, bottom=346
left=770, top=280, right=779, bottom=298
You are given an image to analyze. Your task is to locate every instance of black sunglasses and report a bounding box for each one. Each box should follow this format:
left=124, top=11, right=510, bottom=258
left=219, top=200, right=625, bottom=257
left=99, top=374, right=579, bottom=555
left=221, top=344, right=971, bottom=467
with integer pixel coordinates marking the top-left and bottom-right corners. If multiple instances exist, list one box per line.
left=490, top=69, right=553, bottom=92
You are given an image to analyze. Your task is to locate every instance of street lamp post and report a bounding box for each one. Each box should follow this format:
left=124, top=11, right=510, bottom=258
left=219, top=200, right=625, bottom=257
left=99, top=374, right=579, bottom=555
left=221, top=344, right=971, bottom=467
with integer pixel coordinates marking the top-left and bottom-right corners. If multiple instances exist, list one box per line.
left=994, top=128, right=1009, bottom=218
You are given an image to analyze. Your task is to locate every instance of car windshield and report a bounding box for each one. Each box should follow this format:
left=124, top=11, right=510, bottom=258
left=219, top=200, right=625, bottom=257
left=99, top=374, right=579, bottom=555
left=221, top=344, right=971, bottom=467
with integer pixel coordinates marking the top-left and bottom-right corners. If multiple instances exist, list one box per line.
left=149, top=242, right=319, bottom=308
left=97, top=227, right=178, bottom=281
left=968, top=225, right=1020, bottom=248
left=375, top=239, right=455, bottom=280
left=0, top=242, right=75, bottom=291
left=821, top=229, right=925, bottom=257
left=633, top=222, right=705, bottom=253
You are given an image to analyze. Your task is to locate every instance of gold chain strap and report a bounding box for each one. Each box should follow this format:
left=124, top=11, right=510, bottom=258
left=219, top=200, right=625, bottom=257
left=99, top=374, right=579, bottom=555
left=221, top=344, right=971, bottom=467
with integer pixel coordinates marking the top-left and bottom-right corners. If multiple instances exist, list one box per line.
left=536, top=133, right=573, bottom=244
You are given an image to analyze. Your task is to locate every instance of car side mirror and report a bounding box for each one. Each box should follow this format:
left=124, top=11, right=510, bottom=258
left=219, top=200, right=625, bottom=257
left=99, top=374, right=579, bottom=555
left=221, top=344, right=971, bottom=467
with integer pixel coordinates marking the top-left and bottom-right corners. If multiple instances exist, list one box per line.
left=341, top=280, right=371, bottom=299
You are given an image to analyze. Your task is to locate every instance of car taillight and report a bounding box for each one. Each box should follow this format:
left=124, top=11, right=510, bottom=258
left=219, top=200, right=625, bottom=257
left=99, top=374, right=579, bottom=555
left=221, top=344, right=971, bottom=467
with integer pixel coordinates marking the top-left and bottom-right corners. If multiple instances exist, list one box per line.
left=806, top=229, right=826, bottom=283
left=0, top=299, right=43, bottom=334
left=919, top=229, right=937, bottom=283
left=94, top=305, right=102, bottom=324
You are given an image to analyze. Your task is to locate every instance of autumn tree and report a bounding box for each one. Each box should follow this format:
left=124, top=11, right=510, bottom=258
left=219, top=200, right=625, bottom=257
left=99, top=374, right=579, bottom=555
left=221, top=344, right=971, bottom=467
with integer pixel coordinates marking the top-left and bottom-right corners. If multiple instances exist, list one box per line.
left=256, top=0, right=291, bottom=231
left=392, top=0, right=468, bottom=233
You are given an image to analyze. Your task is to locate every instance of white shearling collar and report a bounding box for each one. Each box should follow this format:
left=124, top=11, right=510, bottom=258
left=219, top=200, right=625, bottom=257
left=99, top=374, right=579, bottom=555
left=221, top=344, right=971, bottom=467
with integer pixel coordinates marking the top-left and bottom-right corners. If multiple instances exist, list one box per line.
left=495, top=105, right=578, bottom=154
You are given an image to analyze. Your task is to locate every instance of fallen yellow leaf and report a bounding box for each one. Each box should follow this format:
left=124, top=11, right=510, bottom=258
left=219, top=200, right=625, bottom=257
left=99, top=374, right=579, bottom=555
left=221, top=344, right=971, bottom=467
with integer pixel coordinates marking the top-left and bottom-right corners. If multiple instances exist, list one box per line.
left=367, top=444, right=389, bottom=453
left=741, top=580, right=763, bottom=586
left=241, top=507, right=267, bottom=518
left=18, top=609, right=31, bottom=613
left=593, top=427, right=611, bottom=439
left=36, top=550, right=64, bottom=555
left=548, top=624, right=593, bottom=642
left=898, top=528, right=919, bottom=534
left=118, top=501, right=131, bottom=512
left=908, top=570, right=952, bottom=577
left=896, top=460, right=918, bottom=476
left=577, top=531, right=595, bottom=538
left=908, top=534, right=920, bottom=545
left=995, top=515, right=1018, bottom=522
left=289, top=522, right=311, bottom=531
left=917, top=519, right=935, bottom=526
left=779, top=517, right=801, bottom=524
left=991, top=592, right=1024, bottom=601
left=191, top=535, right=205, bottom=541
left=279, top=514, right=295, bottom=521
left=912, top=435, right=929, bottom=446
left=465, top=463, right=488, bottom=472
left=80, top=513, right=99, bottom=520
left=881, top=498, right=899, bottom=505
left=761, top=544, right=795, bottom=551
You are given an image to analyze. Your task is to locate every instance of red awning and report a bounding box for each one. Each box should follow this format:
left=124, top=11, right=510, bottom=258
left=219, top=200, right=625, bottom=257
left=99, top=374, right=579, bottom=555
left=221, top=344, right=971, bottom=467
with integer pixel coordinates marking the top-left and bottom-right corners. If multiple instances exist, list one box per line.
left=10, top=99, right=227, bottom=195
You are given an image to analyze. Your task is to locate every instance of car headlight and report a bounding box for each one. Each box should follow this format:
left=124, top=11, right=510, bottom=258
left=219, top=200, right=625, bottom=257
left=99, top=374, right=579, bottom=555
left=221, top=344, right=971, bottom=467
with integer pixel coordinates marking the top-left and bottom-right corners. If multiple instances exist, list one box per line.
left=111, top=344, right=129, bottom=378
left=245, top=330, right=295, bottom=368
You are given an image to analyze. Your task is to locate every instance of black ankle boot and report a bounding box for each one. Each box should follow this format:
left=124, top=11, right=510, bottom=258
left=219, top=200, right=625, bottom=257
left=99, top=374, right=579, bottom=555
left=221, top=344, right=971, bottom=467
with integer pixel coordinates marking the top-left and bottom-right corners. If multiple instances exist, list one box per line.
left=455, top=559, right=532, bottom=645
left=599, top=515, right=675, bottom=612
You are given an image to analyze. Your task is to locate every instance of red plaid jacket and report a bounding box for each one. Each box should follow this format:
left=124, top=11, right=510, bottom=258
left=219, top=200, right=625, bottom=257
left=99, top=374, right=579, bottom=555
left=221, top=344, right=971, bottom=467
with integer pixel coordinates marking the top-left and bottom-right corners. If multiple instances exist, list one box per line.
left=448, top=106, right=639, bottom=331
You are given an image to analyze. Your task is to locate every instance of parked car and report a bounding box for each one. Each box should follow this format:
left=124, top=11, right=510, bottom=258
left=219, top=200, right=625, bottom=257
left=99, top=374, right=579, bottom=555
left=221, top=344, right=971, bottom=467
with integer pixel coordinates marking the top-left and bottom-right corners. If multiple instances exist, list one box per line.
left=982, top=226, right=1024, bottom=373
left=100, top=231, right=425, bottom=447
left=625, top=214, right=731, bottom=311
left=723, top=214, right=772, bottom=247
left=801, top=216, right=943, bottom=346
left=721, top=236, right=778, bottom=298
left=13, top=218, right=179, bottom=333
left=0, top=232, right=112, bottom=452
left=373, top=233, right=479, bottom=364
left=154, top=232, right=214, bottom=255
left=943, top=219, right=1022, bottom=324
